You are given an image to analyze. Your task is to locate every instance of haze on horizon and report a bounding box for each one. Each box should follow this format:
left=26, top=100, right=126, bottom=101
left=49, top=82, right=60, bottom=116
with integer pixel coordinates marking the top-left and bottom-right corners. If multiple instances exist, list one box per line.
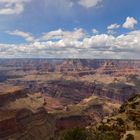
left=0, top=0, right=140, bottom=59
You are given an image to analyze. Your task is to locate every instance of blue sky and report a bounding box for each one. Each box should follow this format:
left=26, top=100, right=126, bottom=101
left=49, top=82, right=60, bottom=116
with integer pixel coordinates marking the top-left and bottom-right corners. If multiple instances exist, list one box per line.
left=0, top=0, right=140, bottom=58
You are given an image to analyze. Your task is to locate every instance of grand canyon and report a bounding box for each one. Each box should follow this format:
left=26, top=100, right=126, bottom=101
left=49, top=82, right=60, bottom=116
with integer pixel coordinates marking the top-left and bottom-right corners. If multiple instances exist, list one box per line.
left=0, top=0, right=140, bottom=139
left=0, top=59, right=140, bottom=140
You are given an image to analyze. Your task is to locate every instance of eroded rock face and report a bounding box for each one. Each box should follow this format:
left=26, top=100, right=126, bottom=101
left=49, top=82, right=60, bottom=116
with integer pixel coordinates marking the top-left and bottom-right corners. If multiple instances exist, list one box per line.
left=92, top=84, right=137, bottom=102
left=0, top=110, right=18, bottom=138
left=0, top=91, right=55, bottom=140
left=0, top=59, right=140, bottom=139
left=56, top=115, right=91, bottom=130
left=0, top=88, right=28, bottom=106
left=44, top=80, right=137, bottom=104
left=55, top=104, right=105, bottom=131
left=0, top=108, right=55, bottom=140
left=46, top=80, right=95, bottom=104
left=93, top=94, right=140, bottom=140
left=7, top=79, right=137, bottom=105
left=97, top=61, right=118, bottom=75
left=0, top=59, right=140, bottom=73
left=55, top=60, right=89, bottom=72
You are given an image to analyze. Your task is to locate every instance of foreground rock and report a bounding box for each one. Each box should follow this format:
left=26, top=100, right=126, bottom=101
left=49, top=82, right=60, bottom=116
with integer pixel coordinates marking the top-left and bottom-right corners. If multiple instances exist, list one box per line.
left=0, top=91, right=55, bottom=140
left=89, top=94, right=140, bottom=140
left=0, top=108, right=55, bottom=140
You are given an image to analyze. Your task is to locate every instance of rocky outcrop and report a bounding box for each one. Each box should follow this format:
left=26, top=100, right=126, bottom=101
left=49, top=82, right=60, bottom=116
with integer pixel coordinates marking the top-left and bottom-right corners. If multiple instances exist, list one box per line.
left=0, top=109, right=18, bottom=138
left=0, top=88, right=28, bottom=106
left=0, top=108, right=55, bottom=140
left=90, top=94, right=140, bottom=140
left=0, top=90, right=56, bottom=140
left=44, top=80, right=137, bottom=104
left=1, top=59, right=140, bottom=72
left=8, top=78, right=137, bottom=105
left=46, top=80, right=95, bottom=104
left=55, top=60, right=91, bottom=72
left=97, top=61, right=119, bottom=75
left=93, top=84, right=137, bottom=102
left=56, top=115, right=91, bottom=130
left=0, top=59, right=140, bottom=140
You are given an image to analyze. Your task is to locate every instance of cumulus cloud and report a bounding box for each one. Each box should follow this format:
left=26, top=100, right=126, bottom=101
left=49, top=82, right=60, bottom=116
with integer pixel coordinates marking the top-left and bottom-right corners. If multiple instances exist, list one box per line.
left=41, top=28, right=86, bottom=41
left=92, top=28, right=99, bottom=34
left=6, top=30, right=34, bottom=42
left=107, top=30, right=116, bottom=35
left=107, top=23, right=120, bottom=30
left=77, top=0, right=102, bottom=8
left=1, top=29, right=140, bottom=59
left=81, top=30, right=140, bottom=58
left=123, top=17, right=138, bottom=29
left=0, top=0, right=30, bottom=15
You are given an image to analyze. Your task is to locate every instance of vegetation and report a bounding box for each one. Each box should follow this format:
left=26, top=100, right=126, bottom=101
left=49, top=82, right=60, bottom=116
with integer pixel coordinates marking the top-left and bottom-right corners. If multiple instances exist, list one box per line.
left=60, top=128, right=89, bottom=140
left=98, top=124, right=111, bottom=132
left=60, top=127, right=120, bottom=140
left=91, top=131, right=120, bottom=140
left=126, top=134, right=134, bottom=140
left=119, top=104, right=126, bottom=113
left=59, top=94, right=140, bottom=140
left=116, top=118, right=124, bottom=126
left=136, top=121, right=140, bottom=130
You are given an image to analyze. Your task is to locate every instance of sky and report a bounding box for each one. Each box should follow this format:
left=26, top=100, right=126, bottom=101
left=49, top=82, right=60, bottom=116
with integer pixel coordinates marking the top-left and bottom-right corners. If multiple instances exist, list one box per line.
left=0, top=0, right=140, bottom=59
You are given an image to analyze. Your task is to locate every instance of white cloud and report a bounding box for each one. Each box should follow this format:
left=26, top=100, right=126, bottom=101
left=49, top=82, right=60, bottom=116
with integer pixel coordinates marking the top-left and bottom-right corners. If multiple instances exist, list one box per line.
left=0, top=0, right=30, bottom=15
left=6, top=30, right=34, bottom=42
left=41, top=28, right=86, bottom=41
left=107, top=30, right=116, bottom=35
left=107, top=23, right=120, bottom=30
left=1, top=29, right=140, bottom=59
left=78, top=0, right=102, bottom=8
left=123, top=17, right=138, bottom=29
left=82, top=30, right=140, bottom=56
left=92, top=28, right=99, bottom=34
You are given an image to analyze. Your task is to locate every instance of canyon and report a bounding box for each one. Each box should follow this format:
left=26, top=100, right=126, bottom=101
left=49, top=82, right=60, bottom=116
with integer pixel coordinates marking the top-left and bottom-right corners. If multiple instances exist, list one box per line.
left=0, top=59, right=140, bottom=139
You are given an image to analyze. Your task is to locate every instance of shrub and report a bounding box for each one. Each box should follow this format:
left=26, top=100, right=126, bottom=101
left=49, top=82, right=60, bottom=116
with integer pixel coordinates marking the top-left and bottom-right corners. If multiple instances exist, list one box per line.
left=98, top=124, right=111, bottom=132
left=92, top=131, right=120, bottom=140
left=128, top=94, right=139, bottom=102
left=116, top=118, right=124, bottom=126
left=136, top=121, right=140, bottom=130
left=119, top=105, right=126, bottom=113
left=129, top=116, right=136, bottom=121
left=60, top=128, right=89, bottom=140
left=60, top=127, right=120, bottom=140
left=126, top=134, right=134, bottom=140
left=131, top=104, right=136, bottom=109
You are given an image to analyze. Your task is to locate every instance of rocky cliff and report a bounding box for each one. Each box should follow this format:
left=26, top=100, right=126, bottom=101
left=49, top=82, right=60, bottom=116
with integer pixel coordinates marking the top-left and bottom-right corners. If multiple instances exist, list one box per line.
left=89, top=94, right=140, bottom=140
left=0, top=91, right=55, bottom=140
left=45, top=80, right=137, bottom=104
left=0, top=108, right=55, bottom=140
left=0, top=88, right=28, bottom=106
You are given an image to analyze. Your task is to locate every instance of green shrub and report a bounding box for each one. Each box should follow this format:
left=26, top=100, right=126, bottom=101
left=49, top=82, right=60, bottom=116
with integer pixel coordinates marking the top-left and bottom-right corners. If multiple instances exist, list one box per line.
left=92, top=131, right=120, bottom=140
left=131, top=104, right=136, bottom=109
left=136, top=121, right=140, bottom=130
left=128, top=94, right=139, bottom=102
left=119, top=105, right=126, bottom=113
left=60, top=127, right=120, bottom=140
left=126, top=134, right=134, bottom=140
left=60, top=128, right=89, bottom=140
left=98, top=124, right=111, bottom=132
left=116, top=118, right=124, bottom=126
left=129, top=116, right=136, bottom=121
